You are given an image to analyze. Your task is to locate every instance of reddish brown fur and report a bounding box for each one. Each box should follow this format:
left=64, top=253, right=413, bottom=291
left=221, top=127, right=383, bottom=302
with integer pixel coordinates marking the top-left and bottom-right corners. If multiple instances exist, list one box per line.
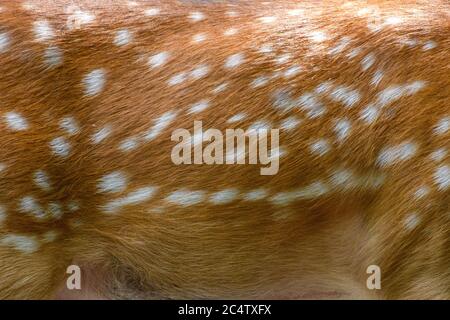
left=0, top=0, right=448, bottom=299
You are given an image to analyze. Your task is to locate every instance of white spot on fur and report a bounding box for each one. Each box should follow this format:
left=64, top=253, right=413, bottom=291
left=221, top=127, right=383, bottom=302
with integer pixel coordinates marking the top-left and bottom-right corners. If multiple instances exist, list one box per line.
left=377, top=142, right=417, bottom=167
left=66, top=7, right=95, bottom=30
left=434, top=117, right=449, bottom=136
left=48, top=202, right=63, bottom=219
left=148, top=52, right=169, bottom=69
left=212, top=83, right=228, bottom=94
left=144, top=7, right=160, bottom=16
left=0, top=32, right=10, bottom=53
left=422, top=40, right=437, bottom=51
left=4, top=112, right=28, bottom=131
left=103, top=186, right=158, bottom=213
left=41, top=230, right=58, bottom=243
left=83, top=69, right=106, bottom=96
left=192, top=33, right=207, bottom=43
left=298, top=93, right=326, bottom=118
left=284, top=65, right=302, bottom=78
left=275, top=53, right=291, bottom=65
left=34, top=170, right=51, bottom=191
left=414, top=186, right=430, bottom=199
left=329, top=36, right=351, bottom=55
left=168, top=72, right=187, bottom=86
left=404, top=213, right=420, bottom=230
left=259, top=16, right=277, bottom=24
left=143, top=110, right=178, bottom=141
left=91, top=125, right=112, bottom=144
left=434, top=165, right=449, bottom=190
left=309, top=31, right=327, bottom=43
left=190, top=64, right=209, bottom=80
left=209, top=189, right=239, bottom=205
left=252, top=76, right=269, bottom=88
left=429, top=148, right=447, bottom=162
left=67, top=201, right=80, bottom=212
left=33, top=20, right=55, bottom=42
left=259, top=44, right=273, bottom=54
left=315, top=82, right=333, bottom=94
left=334, top=119, right=351, bottom=141
left=119, top=137, right=139, bottom=152
left=0, top=234, right=39, bottom=253
left=98, top=171, right=128, bottom=193
left=360, top=105, right=379, bottom=124
left=188, top=100, right=210, bottom=114
left=59, top=117, right=79, bottom=136
left=114, top=29, right=133, bottom=46
left=224, top=28, right=238, bottom=36
left=280, top=116, right=301, bottom=131
left=0, top=205, right=6, bottom=224
left=371, top=69, right=384, bottom=87
left=189, top=11, right=205, bottom=22
left=19, top=196, right=45, bottom=219
left=310, top=139, right=330, bottom=156
left=224, top=53, right=244, bottom=69
left=44, top=46, right=63, bottom=67
left=227, top=113, right=247, bottom=123
left=361, top=53, right=376, bottom=71
left=330, top=86, right=360, bottom=108
left=166, top=189, right=205, bottom=206
left=347, top=47, right=362, bottom=59
left=50, top=137, right=71, bottom=157
left=270, top=181, right=329, bottom=205
left=242, top=188, right=268, bottom=201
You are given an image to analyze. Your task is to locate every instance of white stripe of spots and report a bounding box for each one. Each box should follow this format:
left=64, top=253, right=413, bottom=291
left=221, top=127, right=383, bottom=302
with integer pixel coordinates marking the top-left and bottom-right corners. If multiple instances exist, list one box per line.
left=334, top=118, right=351, bottom=141
left=434, top=117, right=449, bottom=136
left=434, top=165, right=449, bottom=191
left=91, top=125, right=112, bottom=144
left=329, top=86, right=360, bottom=108
left=33, top=20, right=55, bottom=42
left=59, top=117, right=79, bottom=136
left=166, top=189, right=205, bottom=206
left=376, top=81, right=426, bottom=107
left=310, top=139, right=330, bottom=156
left=97, top=171, right=128, bottom=193
left=280, top=116, right=301, bottom=131
left=19, top=196, right=45, bottom=219
left=242, top=188, right=268, bottom=201
left=361, top=53, right=376, bottom=71
left=188, top=100, right=210, bottom=114
left=270, top=181, right=329, bottom=205
left=224, top=53, right=244, bottom=69
left=404, top=213, right=420, bottom=230
left=148, top=52, right=169, bottom=69
left=227, top=113, right=247, bottom=123
left=83, top=69, right=106, bottom=96
left=50, top=136, right=71, bottom=157
left=0, top=32, right=10, bottom=53
left=4, top=112, right=28, bottom=131
left=143, top=110, right=178, bottom=141
left=0, top=234, right=39, bottom=253
left=377, top=141, right=417, bottom=167
left=44, top=46, right=63, bottom=67
left=209, top=189, right=239, bottom=205
left=103, top=186, right=158, bottom=213
left=189, top=11, right=205, bottom=22
left=34, top=170, right=51, bottom=191
left=114, top=29, right=133, bottom=46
